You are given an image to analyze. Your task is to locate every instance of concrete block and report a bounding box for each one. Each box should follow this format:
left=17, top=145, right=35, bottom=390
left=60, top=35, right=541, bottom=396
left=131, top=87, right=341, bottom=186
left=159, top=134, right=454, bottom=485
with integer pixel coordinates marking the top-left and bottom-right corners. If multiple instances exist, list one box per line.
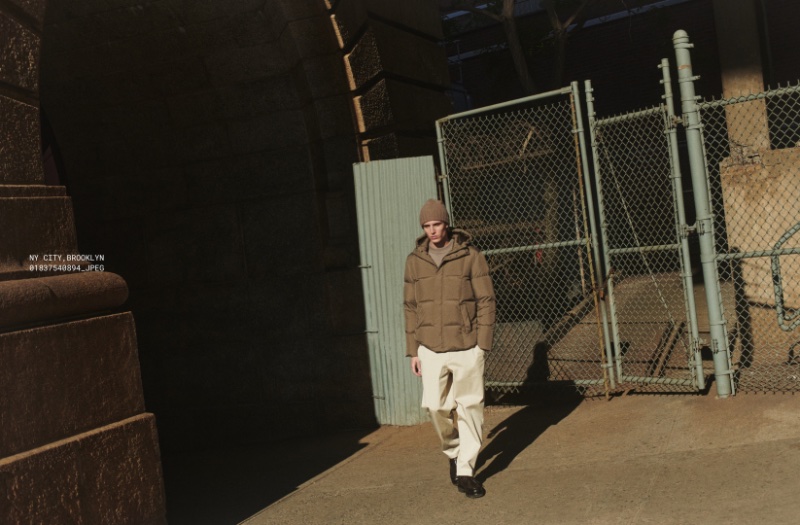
left=366, top=0, right=443, bottom=39
left=0, top=313, right=144, bottom=458
left=178, top=0, right=265, bottom=25
left=174, top=123, right=231, bottom=163
left=0, top=414, right=166, bottom=525
left=0, top=95, right=43, bottom=184
left=281, top=15, right=339, bottom=61
left=0, top=196, right=77, bottom=273
left=331, top=0, right=443, bottom=47
left=176, top=282, right=269, bottom=338
left=168, top=74, right=306, bottom=127
left=0, top=185, right=65, bottom=197
left=240, top=194, right=324, bottom=279
left=354, top=78, right=451, bottom=133
left=299, top=53, right=350, bottom=100
left=232, top=3, right=286, bottom=47
left=330, top=0, right=368, bottom=49
left=221, top=74, right=307, bottom=115
left=0, top=272, right=128, bottom=328
left=88, top=2, right=177, bottom=43
left=244, top=277, right=329, bottom=339
left=361, top=132, right=438, bottom=161
left=0, top=12, right=39, bottom=92
left=204, top=40, right=289, bottom=87
left=144, top=206, right=245, bottom=285
left=105, top=20, right=237, bottom=77
left=168, top=88, right=225, bottom=127
left=228, top=110, right=309, bottom=154
left=312, top=94, right=355, bottom=140
left=93, top=175, right=148, bottom=222
left=275, top=0, right=328, bottom=21
left=720, top=148, right=800, bottom=308
left=40, top=20, right=99, bottom=65
left=148, top=57, right=210, bottom=96
left=345, top=20, right=450, bottom=90
left=323, top=135, right=359, bottom=188
left=95, top=101, right=174, bottom=147
left=184, top=147, right=315, bottom=205
left=43, top=0, right=125, bottom=19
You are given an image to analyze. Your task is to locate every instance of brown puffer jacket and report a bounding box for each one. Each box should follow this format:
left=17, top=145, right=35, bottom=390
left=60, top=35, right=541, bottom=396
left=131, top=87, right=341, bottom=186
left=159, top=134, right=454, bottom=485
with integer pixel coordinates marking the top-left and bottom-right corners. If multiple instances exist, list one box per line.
left=403, top=229, right=496, bottom=357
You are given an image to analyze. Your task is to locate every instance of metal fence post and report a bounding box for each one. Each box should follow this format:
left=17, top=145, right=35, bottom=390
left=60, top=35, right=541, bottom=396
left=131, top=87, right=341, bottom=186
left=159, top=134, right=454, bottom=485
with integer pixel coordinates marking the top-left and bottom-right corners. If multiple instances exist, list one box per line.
left=659, top=58, right=706, bottom=391
left=673, top=30, right=733, bottom=397
left=572, top=81, right=615, bottom=390
left=584, top=80, right=619, bottom=387
left=435, top=119, right=451, bottom=209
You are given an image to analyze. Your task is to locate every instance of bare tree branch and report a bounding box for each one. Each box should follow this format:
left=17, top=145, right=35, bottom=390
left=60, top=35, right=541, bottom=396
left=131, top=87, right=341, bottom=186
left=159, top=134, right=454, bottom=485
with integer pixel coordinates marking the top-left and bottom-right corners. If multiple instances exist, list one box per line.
left=501, top=0, right=537, bottom=93
left=563, top=0, right=595, bottom=29
left=544, top=1, right=564, bottom=32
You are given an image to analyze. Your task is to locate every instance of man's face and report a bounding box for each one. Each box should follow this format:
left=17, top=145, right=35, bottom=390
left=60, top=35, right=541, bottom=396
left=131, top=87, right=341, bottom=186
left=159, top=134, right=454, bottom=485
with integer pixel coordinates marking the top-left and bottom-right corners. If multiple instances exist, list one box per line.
left=423, top=221, right=449, bottom=248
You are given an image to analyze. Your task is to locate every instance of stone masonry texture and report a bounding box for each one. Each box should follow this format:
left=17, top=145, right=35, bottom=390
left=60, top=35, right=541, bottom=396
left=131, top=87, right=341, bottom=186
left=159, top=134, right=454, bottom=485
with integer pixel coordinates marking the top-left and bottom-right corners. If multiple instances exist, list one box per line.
left=1, top=0, right=167, bottom=522
left=37, top=0, right=452, bottom=456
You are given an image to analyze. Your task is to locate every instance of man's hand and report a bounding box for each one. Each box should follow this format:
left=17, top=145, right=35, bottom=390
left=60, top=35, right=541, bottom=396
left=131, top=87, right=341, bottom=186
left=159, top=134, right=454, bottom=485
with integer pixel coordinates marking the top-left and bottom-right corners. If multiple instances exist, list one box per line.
left=410, top=356, right=422, bottom=376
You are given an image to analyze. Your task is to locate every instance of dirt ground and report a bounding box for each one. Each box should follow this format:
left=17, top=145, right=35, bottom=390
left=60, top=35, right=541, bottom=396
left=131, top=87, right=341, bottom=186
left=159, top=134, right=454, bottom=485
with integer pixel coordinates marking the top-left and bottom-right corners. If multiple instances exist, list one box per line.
left=240, top=392, right=800, bottom=525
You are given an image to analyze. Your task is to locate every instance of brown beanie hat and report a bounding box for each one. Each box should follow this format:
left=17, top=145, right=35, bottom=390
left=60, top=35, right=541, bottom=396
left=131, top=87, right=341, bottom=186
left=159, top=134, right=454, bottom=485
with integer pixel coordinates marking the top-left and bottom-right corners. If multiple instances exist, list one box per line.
left=419, top=199, right=450, bottom=226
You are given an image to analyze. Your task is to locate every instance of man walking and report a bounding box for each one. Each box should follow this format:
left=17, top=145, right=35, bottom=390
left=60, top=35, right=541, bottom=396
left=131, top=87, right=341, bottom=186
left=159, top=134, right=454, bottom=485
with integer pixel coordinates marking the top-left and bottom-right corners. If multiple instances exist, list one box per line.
left=403, top=199, right=496, bottom=498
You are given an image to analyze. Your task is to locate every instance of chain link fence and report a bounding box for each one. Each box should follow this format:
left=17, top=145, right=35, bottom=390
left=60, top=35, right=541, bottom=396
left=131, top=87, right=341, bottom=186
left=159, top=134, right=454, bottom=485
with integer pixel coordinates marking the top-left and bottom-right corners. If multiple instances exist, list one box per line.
left=591, top=105, right=701, bottom=392
left=699, top=83, right=800, bottom=392
left=438, top=88, right=609, bottom=395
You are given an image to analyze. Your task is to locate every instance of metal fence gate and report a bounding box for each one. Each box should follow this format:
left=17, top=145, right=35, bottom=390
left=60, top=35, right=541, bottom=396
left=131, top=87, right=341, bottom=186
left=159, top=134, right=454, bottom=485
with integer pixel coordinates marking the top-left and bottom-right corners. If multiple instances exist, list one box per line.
left=436, top=83, right=613, bottom=396
left=586, top=62, right=705, bottom=393
left=433, top=30, right=800, bottom=398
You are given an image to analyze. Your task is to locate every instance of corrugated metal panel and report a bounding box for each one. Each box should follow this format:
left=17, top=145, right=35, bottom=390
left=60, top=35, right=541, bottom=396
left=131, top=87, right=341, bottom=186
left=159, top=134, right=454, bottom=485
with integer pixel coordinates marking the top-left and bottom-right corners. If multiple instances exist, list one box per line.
left=353, top=156, right=438, bottom=426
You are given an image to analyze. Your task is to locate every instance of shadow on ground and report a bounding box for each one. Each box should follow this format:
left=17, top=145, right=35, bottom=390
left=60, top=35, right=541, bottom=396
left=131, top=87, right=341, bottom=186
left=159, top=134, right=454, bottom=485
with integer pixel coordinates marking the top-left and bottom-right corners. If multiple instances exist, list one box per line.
left=477, top=390, right=584, bottom=482
left=161, top=429, right=375, bottom=525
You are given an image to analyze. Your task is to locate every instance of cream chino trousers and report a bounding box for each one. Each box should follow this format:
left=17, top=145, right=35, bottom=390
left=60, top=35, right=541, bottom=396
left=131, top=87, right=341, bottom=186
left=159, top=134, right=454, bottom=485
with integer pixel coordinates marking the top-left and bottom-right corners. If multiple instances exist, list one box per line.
left=418, top=344, right=485, bottom=477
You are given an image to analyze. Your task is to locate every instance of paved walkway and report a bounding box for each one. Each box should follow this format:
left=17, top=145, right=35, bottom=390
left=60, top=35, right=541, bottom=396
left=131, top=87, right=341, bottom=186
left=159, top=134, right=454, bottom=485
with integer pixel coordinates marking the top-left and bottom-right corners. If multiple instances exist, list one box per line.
left=242, top=393, right=800, bottom=525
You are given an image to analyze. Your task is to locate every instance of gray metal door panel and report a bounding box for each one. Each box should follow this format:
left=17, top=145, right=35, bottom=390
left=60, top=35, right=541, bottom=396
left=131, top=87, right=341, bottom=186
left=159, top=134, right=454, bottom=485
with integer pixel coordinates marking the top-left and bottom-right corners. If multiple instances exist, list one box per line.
left=353, top=156, right=438, bottom=425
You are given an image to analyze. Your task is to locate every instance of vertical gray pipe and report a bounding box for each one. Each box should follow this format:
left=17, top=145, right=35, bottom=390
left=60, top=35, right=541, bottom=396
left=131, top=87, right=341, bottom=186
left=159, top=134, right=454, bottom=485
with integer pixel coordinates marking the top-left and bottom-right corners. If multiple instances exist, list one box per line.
left=660, top=58, right=706, bottom=391
left=673, top=30, right=733, bottom=397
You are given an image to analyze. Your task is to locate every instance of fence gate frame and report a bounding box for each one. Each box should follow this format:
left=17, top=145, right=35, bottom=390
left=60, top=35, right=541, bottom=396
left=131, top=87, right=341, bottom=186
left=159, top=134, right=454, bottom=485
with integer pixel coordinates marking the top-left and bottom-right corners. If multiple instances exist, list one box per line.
left=432, top=29, right=800, bottom=398
left=585, top=60, right=706, bottom=393
left=435, top=82, right=614, bottom=396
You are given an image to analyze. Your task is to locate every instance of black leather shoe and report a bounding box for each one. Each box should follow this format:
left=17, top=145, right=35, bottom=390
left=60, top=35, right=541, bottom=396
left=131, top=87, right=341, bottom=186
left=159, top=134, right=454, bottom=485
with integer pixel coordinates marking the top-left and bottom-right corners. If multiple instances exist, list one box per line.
left=457, top=476, right=486, bottom=498
left=449, top=458, right=458, bottom=485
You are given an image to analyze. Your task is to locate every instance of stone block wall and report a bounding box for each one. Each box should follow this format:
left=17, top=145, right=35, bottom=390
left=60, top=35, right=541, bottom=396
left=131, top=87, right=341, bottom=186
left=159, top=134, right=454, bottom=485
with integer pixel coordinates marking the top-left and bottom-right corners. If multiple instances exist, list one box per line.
left=39, top=0, right=365, bottom=450
left=0, top=1, right=166, bottom=522
left=37, top=0, right=451, bottom=455
left=331, top=0, right=452, bottom=160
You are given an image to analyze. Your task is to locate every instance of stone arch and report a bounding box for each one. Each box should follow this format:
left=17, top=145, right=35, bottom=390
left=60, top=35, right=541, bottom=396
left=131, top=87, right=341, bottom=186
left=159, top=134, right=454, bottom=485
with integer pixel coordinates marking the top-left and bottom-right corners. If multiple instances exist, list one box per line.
left=38, top=0, right=371, bottom=451
left=2, top=0, right=450, bottom=520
